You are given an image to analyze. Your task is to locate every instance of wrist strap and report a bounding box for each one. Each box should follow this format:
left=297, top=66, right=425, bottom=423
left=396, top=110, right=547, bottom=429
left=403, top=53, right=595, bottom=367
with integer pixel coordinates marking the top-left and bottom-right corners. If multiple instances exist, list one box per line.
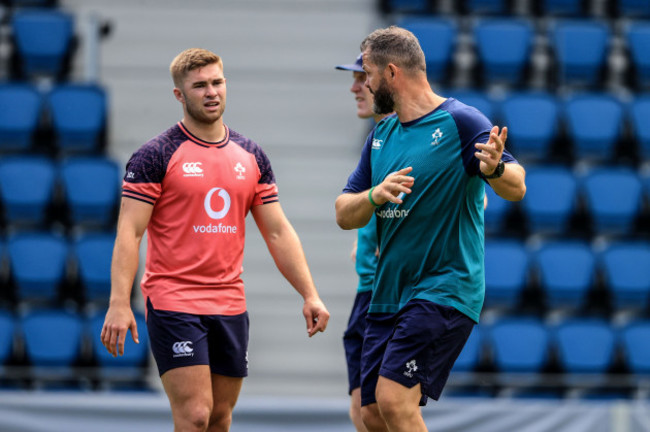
left=368, top=186, right=381, bottom=207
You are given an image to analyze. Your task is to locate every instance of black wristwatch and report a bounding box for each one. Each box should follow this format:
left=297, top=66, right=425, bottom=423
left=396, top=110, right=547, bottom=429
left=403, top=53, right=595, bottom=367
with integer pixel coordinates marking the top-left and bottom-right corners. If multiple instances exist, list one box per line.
left=484, top=160, right=505, bottom=179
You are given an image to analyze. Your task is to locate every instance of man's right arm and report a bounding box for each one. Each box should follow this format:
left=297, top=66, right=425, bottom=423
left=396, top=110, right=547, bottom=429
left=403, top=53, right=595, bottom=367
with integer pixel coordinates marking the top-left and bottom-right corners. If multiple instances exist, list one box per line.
left=100, top=197, right=153, bottom=357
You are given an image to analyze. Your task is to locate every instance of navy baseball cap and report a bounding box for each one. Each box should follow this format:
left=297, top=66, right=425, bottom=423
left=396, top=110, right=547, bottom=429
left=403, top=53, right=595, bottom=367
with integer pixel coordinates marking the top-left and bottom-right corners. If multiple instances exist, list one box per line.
left=335, top=53, right=364, bottom=72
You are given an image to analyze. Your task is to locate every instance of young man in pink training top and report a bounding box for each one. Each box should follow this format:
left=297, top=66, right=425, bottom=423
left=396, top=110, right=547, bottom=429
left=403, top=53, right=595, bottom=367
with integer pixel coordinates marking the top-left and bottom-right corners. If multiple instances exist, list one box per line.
left=101, top=48, right=330, bottom=432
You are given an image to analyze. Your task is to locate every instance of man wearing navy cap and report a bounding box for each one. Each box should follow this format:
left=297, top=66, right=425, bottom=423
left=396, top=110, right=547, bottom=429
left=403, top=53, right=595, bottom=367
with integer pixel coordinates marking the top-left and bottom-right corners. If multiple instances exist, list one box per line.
left=336, top=52, right=391, bottom=432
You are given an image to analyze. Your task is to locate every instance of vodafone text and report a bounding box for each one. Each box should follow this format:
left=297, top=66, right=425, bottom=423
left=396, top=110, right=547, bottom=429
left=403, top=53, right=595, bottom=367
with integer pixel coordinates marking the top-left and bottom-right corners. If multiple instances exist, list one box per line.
left=193, top=223, right=238, bottom=234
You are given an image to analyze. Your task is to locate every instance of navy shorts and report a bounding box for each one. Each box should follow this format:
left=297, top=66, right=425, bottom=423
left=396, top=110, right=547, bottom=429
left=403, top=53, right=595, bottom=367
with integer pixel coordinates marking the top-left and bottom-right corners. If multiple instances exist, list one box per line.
left=360, top=299, right=474, bottom=407
left=145, top=298, right=249, bottom=377
left=343, top=290, right=372, bottom=394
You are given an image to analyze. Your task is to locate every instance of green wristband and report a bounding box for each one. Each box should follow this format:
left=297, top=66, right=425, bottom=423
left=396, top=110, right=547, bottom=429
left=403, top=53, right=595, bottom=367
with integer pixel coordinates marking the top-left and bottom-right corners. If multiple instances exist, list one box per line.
left=368, top=186, right=381, bottom=207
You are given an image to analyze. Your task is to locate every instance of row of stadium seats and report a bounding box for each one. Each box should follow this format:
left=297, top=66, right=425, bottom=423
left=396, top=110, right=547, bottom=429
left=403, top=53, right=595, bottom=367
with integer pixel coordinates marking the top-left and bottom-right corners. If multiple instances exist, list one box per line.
left=0, top=231, right=115, bottom=307
left=448, top=315, right=650, bottom=398
left=383, top=0, right=650, bottom=19
left=447, top=90, right=650, bottom=164
left=484, top=238, right=650, bottom=314
left=0, top=155, right=120, bottom=230
left=0, top=308, right=148, bottom=390
left=485, top=165, right=650, bottom=237
left=0, top=82, right=108, bottom=154
left=393, top=16, right=650, bottom=91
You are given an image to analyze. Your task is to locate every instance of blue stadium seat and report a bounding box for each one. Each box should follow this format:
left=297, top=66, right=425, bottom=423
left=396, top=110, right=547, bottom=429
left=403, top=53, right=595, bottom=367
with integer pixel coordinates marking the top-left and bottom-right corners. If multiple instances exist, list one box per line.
left=600, top=241, right=650, bottom=310
left=48, top=83, right=107, bottom=153
left=520, top=166, right=577, bottom=234
left=399, top=17, right=457, bottom=84
left=619, top=0, right=650, bottom=18
left=580, top=167, right=642, bottom=235
left=465, top=0, right=507, bottom=15
left=542, top=0, right=584, bottom=16
left=484, top=240, right=529, bottom=308
left=553, top=318, right=616, bottom=374
left=630, top=95, right=650, bottom=160
left=620, top=320, right=650, bottom=374
left=626, top=23, right=650, bottom=88
left=473, top=19, right=534, bottom=86
left=0, top=156, right=56, bottom=226
left=445, top=89, right=495, bottom=121
left=0, top=83, right=43, bottom=152
left=7, top=232, right=68, bottom=303
left=483, top=187, right=512, bottom=234
left=500, top=92, right=559, bottom=161
left=73, top=233, right=114, bottom=303
left=10, top=9, right=74, bottom=79
left=453, top=326, right=482, bottom=372
left=551, top=20, right=610, bottom=87
left=534, top=241, right=595, bottom=310
left=89, top=310, right=149, bottom=369
left=21, top=309, right=83, bottom=367
left=0, top=310, right=15, bottom=366
left=564, top=93, right=624, bottom=162
left=489, top=317, right=550, bottom=372
left=387, top=0, right=429, bottom=14
left=60, top=156, right=120, bottom=227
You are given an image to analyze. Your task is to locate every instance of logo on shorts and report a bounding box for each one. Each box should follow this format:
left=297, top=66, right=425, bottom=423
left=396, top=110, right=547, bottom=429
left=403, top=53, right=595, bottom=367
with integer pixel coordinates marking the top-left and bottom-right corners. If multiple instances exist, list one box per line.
left=404, top=359, right=418, bottom=378
left=172, top=341, right=194, bottom=358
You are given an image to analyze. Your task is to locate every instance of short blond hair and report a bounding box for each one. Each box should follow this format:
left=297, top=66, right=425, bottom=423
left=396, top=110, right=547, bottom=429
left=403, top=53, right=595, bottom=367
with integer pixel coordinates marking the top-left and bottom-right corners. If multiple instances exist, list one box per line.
left=170, top=48, right=223, bottom=88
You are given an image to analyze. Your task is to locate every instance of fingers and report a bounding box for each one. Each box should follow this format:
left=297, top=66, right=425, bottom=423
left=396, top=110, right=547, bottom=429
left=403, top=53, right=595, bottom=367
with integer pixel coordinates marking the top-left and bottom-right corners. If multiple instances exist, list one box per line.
left=305, top=306, right=330, bottom=337
left=376, top=167, right=415, bottom=205
left=130, top=321, right=140, bottom=345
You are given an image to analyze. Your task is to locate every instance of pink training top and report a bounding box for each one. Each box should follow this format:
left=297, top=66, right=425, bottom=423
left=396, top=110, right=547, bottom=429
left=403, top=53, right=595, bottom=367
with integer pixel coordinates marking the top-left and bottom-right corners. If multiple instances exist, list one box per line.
left=122, top=122, right=278, bottom=315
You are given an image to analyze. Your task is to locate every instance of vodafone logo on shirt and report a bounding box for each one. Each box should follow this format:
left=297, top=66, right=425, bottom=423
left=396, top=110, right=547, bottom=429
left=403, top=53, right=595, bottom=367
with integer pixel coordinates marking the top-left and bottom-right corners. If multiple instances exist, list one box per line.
left=193, top=187, right=238, bottom=234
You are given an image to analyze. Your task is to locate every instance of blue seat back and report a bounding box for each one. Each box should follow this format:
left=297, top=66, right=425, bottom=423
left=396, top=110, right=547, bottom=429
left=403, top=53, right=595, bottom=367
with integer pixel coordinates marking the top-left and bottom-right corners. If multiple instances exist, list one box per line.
left=500, top=92, right=559, bottom=160
left=490, top=317, right=549, bottom=372
left=11, top=9, right=74, bottom=78
left=8, top=232, right=68, bottom=302
left=551, top=21, right=610, bottom=86
left=465, top=0, right=508, bottom=14
left=564, top=93, right=623, bottom=161
left=542, top=0, right=584, bottom=16
left=0, top=156, right=56, bottom=226
left=535, top=241, right=595, bottom=309
left=619, top=0, right=650, bottom=17
left=74, top=233, right=115, bottom=302
left=0, top=83, right=43, bottom=152
left=554, top=319, right=616, bottom=373
left=484, top=240, right=529, bottom=308
left=48, top=84, right=107, bottom=153
left=61, top=156, right=120, bottom=226
left=474, top=19, right=533, bottom=85
left=0, top=311, right=15, bottom=364
left=630, top=95, right=650, bottom=159
left=600, top=242, right=650, bottom=309
left=521, top=166, right=577, bottom=234
left=627, top=23, right=650, bottom=87
left=581, top=167, right=642, bottom=234
left=621, top=321, right=650, bottom=373
left=483, top=187, right=512, bottom=234
left=21, top=309, right=83, bottom=366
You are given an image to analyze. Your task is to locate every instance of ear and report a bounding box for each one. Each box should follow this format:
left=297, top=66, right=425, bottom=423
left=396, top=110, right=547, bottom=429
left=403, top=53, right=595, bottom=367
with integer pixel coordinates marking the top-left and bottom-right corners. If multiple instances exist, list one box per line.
left=173, top=88, right=184, bottom=103
left=387, top=63, right=398, bottom=79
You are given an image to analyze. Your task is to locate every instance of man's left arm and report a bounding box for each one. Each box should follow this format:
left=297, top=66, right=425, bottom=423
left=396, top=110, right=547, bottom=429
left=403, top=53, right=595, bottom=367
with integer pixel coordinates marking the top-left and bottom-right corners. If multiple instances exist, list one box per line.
left=475, top=126, right=527, bottom=202
left=251, top=202, right=330, bottom=337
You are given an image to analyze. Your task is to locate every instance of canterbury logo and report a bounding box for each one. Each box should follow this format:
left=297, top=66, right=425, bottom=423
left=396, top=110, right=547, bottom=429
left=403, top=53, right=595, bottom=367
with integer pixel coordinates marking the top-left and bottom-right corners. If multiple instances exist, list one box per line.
left=183, top=162, right=204, bottom=177
left=204, top=187, right=231, bottom=219
left=172, top=341, right=194, bottom=357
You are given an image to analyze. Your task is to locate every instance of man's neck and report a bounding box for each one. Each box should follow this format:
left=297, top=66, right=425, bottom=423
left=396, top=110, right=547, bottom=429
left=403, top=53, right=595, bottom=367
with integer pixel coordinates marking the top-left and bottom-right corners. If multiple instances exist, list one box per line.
left=395, top=79, right=445, bottom=123
left=182, top=117, right=226, bottom=142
